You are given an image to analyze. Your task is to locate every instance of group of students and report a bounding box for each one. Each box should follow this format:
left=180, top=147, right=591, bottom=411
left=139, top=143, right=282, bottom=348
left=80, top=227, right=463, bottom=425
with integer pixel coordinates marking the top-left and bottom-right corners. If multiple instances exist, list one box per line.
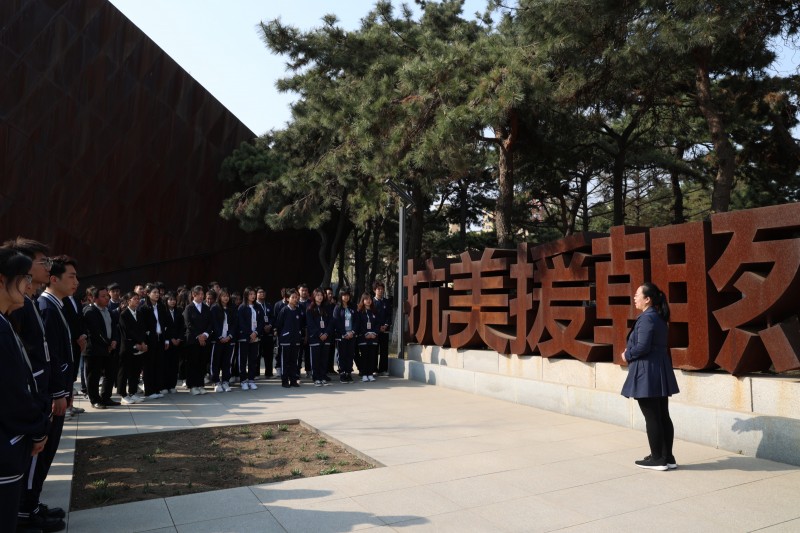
left=0, top=235, right=394, bottom=532
left=97, top=280, right=393, bottom=405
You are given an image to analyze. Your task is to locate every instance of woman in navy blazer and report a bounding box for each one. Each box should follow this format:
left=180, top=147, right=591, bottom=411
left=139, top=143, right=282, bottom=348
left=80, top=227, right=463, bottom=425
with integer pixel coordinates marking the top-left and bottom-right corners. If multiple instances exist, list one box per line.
left=621, top=282, right=679, bottom=471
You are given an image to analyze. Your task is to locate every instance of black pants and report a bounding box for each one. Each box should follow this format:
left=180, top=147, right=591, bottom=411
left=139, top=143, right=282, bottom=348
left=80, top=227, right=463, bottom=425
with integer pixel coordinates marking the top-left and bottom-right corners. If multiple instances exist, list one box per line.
left=280, top=344, right=299, bottom=385
left=2, top=477, right=23, bottom=530
left=337, top=337, right=355, bottom=374
left=239, top=341, right=260, bottom=382
left=637, top=396, right=674, bottom=460
left=309, top=343, right=329, bottom=382
left=117, top=351, right=142, bottom=397
left=19, top=414, right=63, bottom=515
left=260, top=336, right=274, bottom=376
left=142, top=340, right=164, bottom=395
left=164, top=343, right=181, bottom=389
left=359, top=343, right=378, bottom=376
left=377, top=331, right=389, bottom=373
left=85, top=354, right=119, bottom=404
left=210, top=342, right=233, bottom=384
left=186, top=343, right=208, bottom=388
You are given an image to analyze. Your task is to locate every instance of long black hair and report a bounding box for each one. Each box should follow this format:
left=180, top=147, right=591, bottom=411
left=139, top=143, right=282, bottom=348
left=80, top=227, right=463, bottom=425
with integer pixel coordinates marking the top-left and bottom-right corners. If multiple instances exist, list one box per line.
left=641, top=282, right=670, bottom=322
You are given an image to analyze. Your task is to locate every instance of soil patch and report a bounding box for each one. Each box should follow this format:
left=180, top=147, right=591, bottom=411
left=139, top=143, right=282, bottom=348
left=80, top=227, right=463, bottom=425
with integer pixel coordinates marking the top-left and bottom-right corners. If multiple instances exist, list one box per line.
left=70, top=420, right=376, bottom=511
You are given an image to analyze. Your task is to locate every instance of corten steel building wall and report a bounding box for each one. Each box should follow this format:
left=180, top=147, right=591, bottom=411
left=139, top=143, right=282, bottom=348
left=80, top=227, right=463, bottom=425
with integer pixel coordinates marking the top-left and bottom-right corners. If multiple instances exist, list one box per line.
left=0, top=0, right=321, bottom=294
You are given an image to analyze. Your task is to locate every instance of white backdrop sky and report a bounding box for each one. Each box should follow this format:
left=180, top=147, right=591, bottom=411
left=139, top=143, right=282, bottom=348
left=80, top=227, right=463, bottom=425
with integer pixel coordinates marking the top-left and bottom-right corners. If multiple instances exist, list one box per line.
left=108, top=0, right=489, bottom=136
left=108, top=1, right=799, bottom=137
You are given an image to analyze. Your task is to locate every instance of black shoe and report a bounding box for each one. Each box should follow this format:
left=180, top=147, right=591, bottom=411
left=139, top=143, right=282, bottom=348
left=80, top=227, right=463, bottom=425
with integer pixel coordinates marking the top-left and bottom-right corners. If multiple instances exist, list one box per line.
left=17, top=513, right=65, bottom=532
left=290, top=381, right=300, bottom=388
left=103, top=399, right=121, bottom=406
left=91, top=402, right=106, bottom=409
left=37, top=503, right=65, bottom=519
left=634, top=455, right=668, bottom=471
left=281, top=382, right=291, bottom=388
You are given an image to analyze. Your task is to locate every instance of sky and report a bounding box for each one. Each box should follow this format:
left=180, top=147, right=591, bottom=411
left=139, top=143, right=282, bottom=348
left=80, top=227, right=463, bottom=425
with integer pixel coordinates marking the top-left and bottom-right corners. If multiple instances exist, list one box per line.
left=108, top=0, right=490, bottom=136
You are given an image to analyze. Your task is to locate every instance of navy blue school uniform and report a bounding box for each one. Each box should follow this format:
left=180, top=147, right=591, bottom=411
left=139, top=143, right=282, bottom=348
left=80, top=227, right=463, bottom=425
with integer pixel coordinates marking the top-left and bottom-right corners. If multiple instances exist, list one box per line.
left=183, top=301, right=212, bottom=390
left=210, top=303, right=237, bottom=385
left=256, top=300, right=275, bottom=377
left=83, top=303, right=120, bottom=405
left=0, top=314, right=49, bottom=532
left=275, top=304, right=303, bottom=387
left=139, top=299, right=169, bottom=395
left=332, top=303, right=359, bottom=381
left=306, top=303, right=334, bottom=383
left=273, top=300, right=287, bottom=371
left=117, top=306, right=148, bottom=397
left=162, top=305, right=185, bottom=390
left=356, top=308, right=380, bottom=378
left=297, top=299, right=310, bottom=377
left=237, top=303, right=264, bottom=384
left=373, top=296, right=392, bottom=373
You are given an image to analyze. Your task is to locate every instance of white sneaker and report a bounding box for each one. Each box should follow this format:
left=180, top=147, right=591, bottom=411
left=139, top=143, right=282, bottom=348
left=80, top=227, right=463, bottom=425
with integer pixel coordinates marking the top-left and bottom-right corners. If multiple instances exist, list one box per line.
left=131, top=394, right=144, bottom=403
left=222, top=382, right=231, bottom=392
left=190, top=387, right=201, bottom=396
left=198, top=387, right=207, bottom=395
left=146, top=393, right=163, bottom=400
left=248, top=381, right=258, bottom=390
left=368, top=375, right=376, bottom=382
left=362, top=375, right=369, bottom=382
left=214, top=383, right=224, bottom=393
left=314, top=380, right=322, bottom=387
left=181, top=381, right=188, bottom=389
left=241, top=381, right=250, bottom=390
left=204, top=375, right=211, bottom=385
left=121, top=396, right=134, bottom=405
left=169, top=388, right=177, bottom=394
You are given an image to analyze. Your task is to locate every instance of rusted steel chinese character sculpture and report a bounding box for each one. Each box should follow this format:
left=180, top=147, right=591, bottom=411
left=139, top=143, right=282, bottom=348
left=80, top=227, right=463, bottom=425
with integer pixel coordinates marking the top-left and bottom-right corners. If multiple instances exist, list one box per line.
left=529, top=233, right=610, bottom=362
left=403, top=202, right=800, bottom=376
left=709, top=203, right=800, bottom=374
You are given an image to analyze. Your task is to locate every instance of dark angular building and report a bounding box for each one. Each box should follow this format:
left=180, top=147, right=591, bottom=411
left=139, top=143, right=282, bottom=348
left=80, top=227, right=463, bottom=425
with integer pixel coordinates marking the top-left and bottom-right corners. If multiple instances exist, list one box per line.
left=0, top=0, right=321, bottom=295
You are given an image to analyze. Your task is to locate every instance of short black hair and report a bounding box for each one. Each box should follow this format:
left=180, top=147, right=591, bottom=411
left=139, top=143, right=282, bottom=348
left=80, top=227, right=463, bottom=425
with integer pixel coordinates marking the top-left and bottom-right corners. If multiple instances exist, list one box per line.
left=48, top=255, right=77, bottom=280
left=2, top=236, right=50, bottom=258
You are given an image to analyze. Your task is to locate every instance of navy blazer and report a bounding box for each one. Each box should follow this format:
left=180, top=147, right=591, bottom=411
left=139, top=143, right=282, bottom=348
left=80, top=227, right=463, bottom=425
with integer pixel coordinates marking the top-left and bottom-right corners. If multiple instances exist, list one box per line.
left=306, top=304, right=333, bottom=345
left=10, top=296, right=51, bottom=413
left=163, top=306, right=185, bottom=342
left=37, top=292, right=72, bottom=400
left=332, top=304, right=358, bottom=341
left=237, top=303, right=264, bottom=342
left=373, top=297, right=392, bottom=329
left=183, top=302, right=212, bottom=345
left=83, top=305, right=120, bottom=357
left=276, top=304, right=304, bottom=346
left=210, top=303, right=237, bottom=342
left=0, top=317, right=49, bottom=482
left=356, top=308, right=380, bottom=345
left=621, top=307, right=679, bottom=399
left=118, top=307, right=149, bottom=356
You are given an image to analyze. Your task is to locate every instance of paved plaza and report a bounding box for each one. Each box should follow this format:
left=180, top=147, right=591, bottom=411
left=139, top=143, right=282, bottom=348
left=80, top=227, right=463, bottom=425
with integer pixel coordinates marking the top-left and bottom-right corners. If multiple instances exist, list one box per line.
left=46, top=376, right=800, bottom=532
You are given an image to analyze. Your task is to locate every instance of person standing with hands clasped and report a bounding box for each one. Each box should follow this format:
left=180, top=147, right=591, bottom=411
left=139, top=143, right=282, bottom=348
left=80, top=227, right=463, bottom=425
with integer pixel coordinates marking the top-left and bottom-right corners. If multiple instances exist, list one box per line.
left=621, top=282, right=680, bottom=471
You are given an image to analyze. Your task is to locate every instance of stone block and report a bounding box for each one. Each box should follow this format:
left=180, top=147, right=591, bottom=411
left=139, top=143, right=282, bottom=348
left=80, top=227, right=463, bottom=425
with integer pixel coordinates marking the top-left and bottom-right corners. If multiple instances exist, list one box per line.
left=406, top=344, right=424, bottom=362
left=567, top=387, right=630, bottom=427
left=752, top=376, right=800, bottom=420
left=675, top=371, right=752, bottom=412
left=439, top=348, right=462, bottom=368
left=668, top=401, right=719, bottom=449
left=514, top=378, right=568, bottom=414
left=595, top=362, right=628, bottom=393
left=499, top=353, right=541, bottom=380
left=717, top=411, right=800, bottom=466
left=542, top=358, right=595, bottom=388
left=462, top=349, right=499, bottom=374
left=474, top=372, right=515, bottom=403
left=436, top=366, right=476, bottom=394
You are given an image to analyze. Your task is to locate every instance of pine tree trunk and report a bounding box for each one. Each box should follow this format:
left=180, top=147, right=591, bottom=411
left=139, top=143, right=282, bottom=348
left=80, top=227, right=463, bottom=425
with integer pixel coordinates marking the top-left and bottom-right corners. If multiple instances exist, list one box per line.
left=695, top=52, right=736, bottom=214
left=494, top=111, right=518, bottom=248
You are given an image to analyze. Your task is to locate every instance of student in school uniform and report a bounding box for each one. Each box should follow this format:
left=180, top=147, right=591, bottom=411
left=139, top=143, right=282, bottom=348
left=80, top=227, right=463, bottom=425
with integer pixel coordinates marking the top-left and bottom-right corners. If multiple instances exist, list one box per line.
left=255, top=287, right=274, bottom=378
left=356, top=292, right=380, bottom=382
left=139, top=285, right=168, bottom=399
left=306, top=288, right=334, bottom=387
left=372, top=281, right=392, bottom=376
left=118, top=292, right=149, bottom=404
left=210, top=288, right=236, bottom=392
left=296, top=284, right=310, bottom=378
left=332, top=288, right=358, bottom=384
left=237, top=287, right=264, bottom=390
left=83, top=286, right=120, bottom=409
left=275, top=289, right=303, bottom=388
left=0, top=249, right=51, bottom=532
left=183, top=286, right=212, bottom=396
left=273, top=288, right=288, bottom=376
left=162, top=292, right=184, bottom=393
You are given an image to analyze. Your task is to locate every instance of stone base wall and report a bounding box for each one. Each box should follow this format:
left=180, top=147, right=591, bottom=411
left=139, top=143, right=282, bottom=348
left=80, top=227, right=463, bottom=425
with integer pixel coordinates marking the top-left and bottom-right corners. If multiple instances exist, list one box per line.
left=389, top=345, right=800, bottom=466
